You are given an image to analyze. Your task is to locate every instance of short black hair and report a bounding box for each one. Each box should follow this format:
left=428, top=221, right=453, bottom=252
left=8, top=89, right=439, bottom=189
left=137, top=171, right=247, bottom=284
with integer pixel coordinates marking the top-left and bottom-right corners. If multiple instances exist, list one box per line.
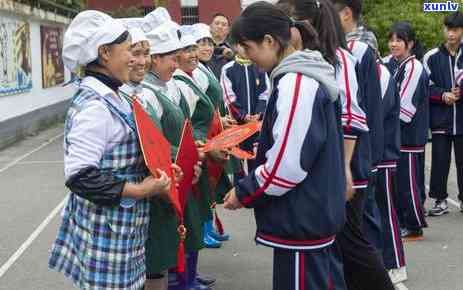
left=108, top=30, right=130, bottom=45
left=388, top=21, right=425, bottom=60
left=211, top=13, right=230, bottom=25
left=231, top=1, right=323, bottom=62
left=330, top=0, right=362, bottom=21
left=444, top=12, right=463, bottom=28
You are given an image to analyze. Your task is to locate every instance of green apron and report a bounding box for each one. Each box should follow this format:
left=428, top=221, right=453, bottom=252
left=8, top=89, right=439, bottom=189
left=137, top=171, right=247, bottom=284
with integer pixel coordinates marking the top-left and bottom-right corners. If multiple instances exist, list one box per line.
left=197, top=66, right=237, bottom=203
left=143, top=78, right=204, bottom=261
left=174, top=74, right=225, bottom=221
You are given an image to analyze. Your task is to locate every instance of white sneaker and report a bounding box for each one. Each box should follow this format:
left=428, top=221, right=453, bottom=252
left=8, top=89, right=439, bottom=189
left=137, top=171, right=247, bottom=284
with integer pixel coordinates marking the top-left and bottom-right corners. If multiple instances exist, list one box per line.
left=388, top=267, right=408, bottom=284
left=394, top=282, right=409, bottom=290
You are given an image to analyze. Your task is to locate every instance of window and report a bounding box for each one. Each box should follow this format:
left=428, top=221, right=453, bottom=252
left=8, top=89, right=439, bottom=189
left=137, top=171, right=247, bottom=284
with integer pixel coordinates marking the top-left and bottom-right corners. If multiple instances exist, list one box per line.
left=180, top=0, right=199, bottom=25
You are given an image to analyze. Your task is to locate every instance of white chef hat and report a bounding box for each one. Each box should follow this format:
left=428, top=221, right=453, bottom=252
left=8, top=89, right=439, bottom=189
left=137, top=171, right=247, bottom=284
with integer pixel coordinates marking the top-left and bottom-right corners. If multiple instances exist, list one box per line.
left=192, top=23, right=213, bottom=42
left=120, top=17, right=144, bottom=29
left=142, top=7, right=171, bottom=33
left=145, top=21, right=183, bottom=55
left=63, top=10, right=127, bottom=72
left=179, top=26, right=198, bottom=48
left=128, top=27, right=148, bottom=45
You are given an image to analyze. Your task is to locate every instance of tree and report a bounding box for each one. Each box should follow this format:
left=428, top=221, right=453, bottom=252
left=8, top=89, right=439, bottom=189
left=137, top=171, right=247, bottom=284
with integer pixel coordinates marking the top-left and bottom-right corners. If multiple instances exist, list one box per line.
left=363, top=0, right=450, bottom=56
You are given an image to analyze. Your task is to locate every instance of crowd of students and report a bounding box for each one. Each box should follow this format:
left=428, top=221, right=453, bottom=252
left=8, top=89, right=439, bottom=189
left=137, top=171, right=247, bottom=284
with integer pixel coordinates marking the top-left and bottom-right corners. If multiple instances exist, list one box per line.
left=47, top=1, right=463, bottom=289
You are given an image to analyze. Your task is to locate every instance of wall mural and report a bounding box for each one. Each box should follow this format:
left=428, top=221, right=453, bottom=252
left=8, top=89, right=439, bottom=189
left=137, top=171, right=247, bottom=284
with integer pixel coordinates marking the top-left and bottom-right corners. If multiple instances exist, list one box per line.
left=0, top=18, right=32, bottom=97
left=41, top=25, right=65, bottom=88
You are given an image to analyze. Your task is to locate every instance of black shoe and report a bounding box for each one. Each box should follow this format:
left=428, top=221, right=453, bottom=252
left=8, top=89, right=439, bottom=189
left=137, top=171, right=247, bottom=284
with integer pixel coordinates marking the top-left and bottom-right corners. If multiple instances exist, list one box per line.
left=401, top=228, right=424, bottom=242
left=197, top=274, right=216, bottom=287
left=428, top=199, right=449, bottom=216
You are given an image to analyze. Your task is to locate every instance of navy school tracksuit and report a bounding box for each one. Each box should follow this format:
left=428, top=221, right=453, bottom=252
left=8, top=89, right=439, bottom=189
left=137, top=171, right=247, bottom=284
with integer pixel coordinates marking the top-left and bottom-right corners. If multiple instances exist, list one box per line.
left=235, top=72, right=346, bottom=290
left=424, top=44, right=463, bottom=202
left=335, top=46, right=394, bottom=290
left=375, top=63, right=406, bottom=270
left=384, top=55, right=429, bottom=232
left=221, top=58, right=269, bottom=173
left=346, top=40, right=384, bottom=252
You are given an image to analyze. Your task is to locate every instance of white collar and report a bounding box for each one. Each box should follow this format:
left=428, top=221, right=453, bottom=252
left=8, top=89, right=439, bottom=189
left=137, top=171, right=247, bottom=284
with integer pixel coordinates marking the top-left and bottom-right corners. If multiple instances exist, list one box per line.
left=80, top=76, right=130, bottom=112
left=80, top=76, right=117, bottom=98
left=173, top=69, right=199, bottom=85
left=120, top=82, right=143, bottom=96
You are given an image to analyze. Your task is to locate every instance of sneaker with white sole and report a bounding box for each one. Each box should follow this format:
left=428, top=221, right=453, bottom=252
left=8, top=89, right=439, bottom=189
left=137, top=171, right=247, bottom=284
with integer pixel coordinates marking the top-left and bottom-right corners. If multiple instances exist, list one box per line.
left=388, top=267, right=408, bottom=284
left=394, top=282, right=409, bottom=290
left=428, top=199, right=449, bottom=216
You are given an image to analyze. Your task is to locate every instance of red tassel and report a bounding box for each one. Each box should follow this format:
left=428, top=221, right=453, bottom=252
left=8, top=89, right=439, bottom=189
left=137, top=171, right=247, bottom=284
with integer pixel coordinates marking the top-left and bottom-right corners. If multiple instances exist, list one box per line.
left=176, top=240, right=186, bottom=273
left=176, top=223, right=187, bottom=274
left=214, top=210, right=225, bottom=235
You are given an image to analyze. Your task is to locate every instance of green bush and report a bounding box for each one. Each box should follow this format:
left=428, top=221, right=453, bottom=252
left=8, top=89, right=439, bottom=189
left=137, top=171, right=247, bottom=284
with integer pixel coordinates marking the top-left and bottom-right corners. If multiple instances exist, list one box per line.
left=363, top=0, right=454, bottom=57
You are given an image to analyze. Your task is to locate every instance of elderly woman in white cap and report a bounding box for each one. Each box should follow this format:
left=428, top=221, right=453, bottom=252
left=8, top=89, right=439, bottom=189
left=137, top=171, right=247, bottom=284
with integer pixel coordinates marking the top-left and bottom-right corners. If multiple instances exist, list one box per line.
left=189, top=23, right=241, bottom=245
left=140, top=20, right=208, bottom=290
left=172, top=28, right=235, bottom=289
left=48, top=10, right=171, bottom=290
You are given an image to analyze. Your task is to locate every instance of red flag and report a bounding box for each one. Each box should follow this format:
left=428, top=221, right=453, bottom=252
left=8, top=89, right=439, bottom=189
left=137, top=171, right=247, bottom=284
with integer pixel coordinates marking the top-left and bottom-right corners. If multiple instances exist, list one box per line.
left=206, top=110, right=225, bottom=191
left=175, top=120, right=199, bottom=208
left=133, top=99, right=186, bottom=272
left=132, top=99, right=182, bottom=216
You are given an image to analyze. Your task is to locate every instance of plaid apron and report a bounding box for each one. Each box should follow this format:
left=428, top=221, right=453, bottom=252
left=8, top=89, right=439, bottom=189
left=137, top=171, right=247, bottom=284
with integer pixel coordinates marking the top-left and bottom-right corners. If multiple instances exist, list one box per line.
left=49, top=87, right=150, bottom=290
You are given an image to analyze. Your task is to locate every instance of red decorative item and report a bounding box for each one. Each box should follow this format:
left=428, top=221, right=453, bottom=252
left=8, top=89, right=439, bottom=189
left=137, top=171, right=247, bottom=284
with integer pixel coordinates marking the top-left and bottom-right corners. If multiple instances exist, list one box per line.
left=206, top=110, right=225, bottom=192
left=229, top=147, right=256, bottom=160
left=203, top=121, right=262, bottom=152
left=132, top=99, right=186, bottom=272
left=176, top=120, right=200, bottom=207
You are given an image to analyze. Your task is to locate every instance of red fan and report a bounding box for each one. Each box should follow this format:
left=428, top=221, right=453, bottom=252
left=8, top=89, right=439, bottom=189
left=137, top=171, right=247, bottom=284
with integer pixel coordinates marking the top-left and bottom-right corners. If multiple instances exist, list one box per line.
left=202, top=121, right=262, bottom=153
left=229, top=147, right=256, bottom=160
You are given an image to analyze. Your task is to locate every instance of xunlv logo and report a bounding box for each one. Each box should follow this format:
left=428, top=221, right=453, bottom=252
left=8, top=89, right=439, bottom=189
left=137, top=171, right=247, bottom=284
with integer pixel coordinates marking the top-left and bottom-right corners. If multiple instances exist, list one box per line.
left=423, top=1, right=459, bottom=12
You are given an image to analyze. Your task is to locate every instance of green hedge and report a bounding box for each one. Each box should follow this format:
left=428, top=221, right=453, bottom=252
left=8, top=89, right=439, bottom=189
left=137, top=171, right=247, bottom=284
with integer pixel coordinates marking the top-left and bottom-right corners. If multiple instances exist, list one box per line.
left=363, top=0, right=456, bottom=56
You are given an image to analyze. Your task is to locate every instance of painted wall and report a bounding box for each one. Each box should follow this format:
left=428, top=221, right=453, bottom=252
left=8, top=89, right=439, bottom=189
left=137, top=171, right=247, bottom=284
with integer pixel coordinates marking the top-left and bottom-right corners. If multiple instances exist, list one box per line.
left=0, top=3, right=74, bottom=148
left=0, top=10, right=73, bottom=123
left=198, top=0, right=241, bottom=24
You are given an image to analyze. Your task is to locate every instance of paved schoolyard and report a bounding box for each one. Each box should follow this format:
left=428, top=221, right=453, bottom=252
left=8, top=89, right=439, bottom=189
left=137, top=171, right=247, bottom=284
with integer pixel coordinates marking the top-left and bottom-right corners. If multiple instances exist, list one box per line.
left=0, top=124, right=462, bottom=290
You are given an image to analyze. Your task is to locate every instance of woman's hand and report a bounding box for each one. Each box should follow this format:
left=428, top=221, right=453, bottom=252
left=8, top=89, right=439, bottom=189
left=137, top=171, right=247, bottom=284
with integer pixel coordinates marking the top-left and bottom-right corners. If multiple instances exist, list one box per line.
left=243, top=114, right=260, bottom=123
left=171, top=164, right=184, bottom=184
left=195, top=140, right=207, bottom=161
left=208, top=148, right=230, bottom=163
left=192, top=161, right=203, bottom=185
left=124, top=169, right=171, bottom=199
left=221, top=115, right=237, bottom=129
left=345, top=166, right=355, bottom=201
left=223, top=188, right=243, bottom=210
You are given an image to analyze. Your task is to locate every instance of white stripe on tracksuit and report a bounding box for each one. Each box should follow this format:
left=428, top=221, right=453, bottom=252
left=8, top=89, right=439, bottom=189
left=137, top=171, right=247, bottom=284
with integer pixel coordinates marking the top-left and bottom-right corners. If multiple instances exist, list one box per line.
left=385, top=169, right=401, bottom=268
left=399, top=58, right=424, bottom=123
left=255, top=73, right=317, bottom=197
left=336, top=48, right=368, bottom=135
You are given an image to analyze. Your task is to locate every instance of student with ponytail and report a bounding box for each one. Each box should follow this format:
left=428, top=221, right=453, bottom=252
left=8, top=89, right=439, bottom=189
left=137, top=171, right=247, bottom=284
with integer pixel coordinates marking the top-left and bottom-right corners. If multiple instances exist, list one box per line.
left=286, top=1, right=395, bottom=289
left=383, top=21, right=429, bottom=241
left=330, top=0, right=385, bottom=267
left=223, top=2, right=346, bottom=289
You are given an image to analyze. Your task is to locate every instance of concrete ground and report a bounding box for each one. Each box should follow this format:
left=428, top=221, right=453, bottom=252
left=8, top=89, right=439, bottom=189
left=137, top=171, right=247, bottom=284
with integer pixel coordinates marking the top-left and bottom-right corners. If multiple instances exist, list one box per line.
left=0, top=124, right=462, bottom=290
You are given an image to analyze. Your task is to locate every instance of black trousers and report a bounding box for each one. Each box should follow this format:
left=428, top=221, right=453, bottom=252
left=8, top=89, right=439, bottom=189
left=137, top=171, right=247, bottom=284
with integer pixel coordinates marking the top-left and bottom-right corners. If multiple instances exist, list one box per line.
left=335, top=189, right=394, bottom=290
left=429, top=134, right=463, bottom=201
